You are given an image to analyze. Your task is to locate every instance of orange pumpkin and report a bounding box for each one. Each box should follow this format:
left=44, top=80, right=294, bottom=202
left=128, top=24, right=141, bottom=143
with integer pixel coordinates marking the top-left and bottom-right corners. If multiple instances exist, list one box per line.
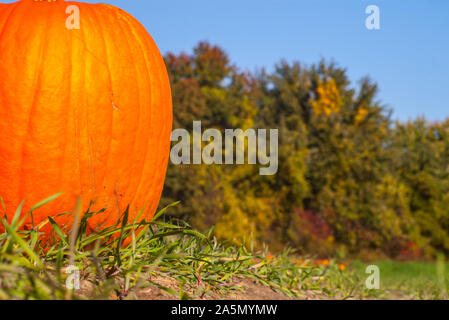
left=0, top=0, right=172, bottom=236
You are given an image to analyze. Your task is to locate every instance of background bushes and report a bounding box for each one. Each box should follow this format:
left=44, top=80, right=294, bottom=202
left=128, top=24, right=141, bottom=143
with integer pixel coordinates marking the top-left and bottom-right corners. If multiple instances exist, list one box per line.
left=160, top=42, right=449, bottom=259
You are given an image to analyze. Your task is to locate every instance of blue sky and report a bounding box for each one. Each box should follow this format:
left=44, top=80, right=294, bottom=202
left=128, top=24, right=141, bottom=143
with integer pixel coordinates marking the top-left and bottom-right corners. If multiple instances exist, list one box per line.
left=7, top=0, right=449, bottom=121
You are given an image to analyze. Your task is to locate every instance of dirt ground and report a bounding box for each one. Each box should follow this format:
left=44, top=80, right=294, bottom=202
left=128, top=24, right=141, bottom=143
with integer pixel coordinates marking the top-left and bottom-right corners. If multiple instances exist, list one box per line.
left=135, top=276, right=296, bottom=300
left=78, top=275, right=310, bottom=300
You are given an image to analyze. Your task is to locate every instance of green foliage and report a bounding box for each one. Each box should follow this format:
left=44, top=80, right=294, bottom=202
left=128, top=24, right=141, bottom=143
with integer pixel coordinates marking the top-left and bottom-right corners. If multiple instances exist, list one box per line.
left=161, top=42, right=449, bottom=259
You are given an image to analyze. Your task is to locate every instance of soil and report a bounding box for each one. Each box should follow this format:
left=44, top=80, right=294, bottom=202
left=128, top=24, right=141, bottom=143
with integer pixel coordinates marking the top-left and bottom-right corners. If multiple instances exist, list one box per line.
left=134, top=276, right=296, bottom=300
left=77, top=275, right=317, bottom=300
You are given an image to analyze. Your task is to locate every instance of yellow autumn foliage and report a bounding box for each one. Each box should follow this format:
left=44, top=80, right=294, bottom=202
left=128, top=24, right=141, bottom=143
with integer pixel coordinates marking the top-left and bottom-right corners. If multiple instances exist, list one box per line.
left=354, top=107, right=369, bottom=124
left=214, top=181, right=275, bottom=246
left=312, top=78, right=343, bottom=116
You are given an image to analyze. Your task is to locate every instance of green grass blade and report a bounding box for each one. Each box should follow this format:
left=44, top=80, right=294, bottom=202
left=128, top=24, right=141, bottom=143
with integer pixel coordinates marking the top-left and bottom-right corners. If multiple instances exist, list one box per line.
left=11, top=200, right=24, bottom=228
left=47, top=217, right=69, bottom=247
left=29, top=192, right=63, bottom=212
left=0, top=197, right=6, bottom=212
left=2, top=220, right=43, bottom=268
left=153, top=201, right=180, bottom=221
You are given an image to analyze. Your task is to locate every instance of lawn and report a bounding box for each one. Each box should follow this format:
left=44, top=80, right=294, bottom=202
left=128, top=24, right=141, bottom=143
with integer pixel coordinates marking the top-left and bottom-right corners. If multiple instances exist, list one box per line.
left=350, top=260, right=449, bottom=300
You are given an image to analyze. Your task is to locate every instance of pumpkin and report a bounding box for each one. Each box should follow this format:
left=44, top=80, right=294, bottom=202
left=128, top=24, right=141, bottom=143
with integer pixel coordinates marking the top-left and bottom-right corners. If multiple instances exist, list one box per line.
left=0, top=0, right=173, bottom=236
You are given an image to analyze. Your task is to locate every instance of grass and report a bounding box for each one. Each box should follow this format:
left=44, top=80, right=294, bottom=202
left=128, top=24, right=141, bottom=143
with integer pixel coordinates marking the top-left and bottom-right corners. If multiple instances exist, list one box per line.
left=350, top=260, right=449, bottom=299
left=0, top=195, right=352, bottom=300
left=0, top=194, right=446, bottom=300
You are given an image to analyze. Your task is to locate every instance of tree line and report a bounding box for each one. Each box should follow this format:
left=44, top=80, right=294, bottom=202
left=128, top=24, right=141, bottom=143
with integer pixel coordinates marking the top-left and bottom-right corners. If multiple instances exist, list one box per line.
left=159, top=42, right=449, bottom=259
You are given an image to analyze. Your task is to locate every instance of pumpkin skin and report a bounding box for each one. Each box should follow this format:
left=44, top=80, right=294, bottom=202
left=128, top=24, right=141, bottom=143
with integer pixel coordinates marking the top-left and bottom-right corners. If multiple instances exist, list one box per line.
left=0, top=0, right=172, bottom=236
